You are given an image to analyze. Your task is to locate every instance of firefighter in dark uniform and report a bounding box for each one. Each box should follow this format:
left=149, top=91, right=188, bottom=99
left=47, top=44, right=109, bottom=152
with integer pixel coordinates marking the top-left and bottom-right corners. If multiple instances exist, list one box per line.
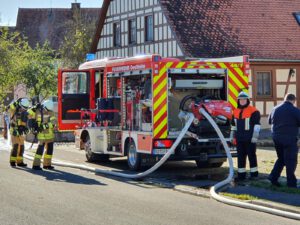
left=268, top=93, right=300, bottom=188
left=231, top=91, right=261, bottom=181
left=6, top=98, right=30, bottom=167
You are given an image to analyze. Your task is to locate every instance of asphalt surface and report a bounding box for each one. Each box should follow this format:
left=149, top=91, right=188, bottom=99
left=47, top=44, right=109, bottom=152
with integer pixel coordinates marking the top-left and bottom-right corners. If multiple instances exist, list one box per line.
left=0, top=139, right=299, bottom=224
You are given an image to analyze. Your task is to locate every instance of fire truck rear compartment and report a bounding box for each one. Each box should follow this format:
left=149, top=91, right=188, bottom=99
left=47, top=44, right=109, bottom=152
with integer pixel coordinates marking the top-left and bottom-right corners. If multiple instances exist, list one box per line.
left=168, top=72, right=229, bottom=138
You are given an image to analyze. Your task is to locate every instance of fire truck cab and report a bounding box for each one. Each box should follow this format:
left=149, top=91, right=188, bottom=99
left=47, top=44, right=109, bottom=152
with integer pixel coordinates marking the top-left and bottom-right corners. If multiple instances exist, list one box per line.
left=58, top=54, right=250, bottom=170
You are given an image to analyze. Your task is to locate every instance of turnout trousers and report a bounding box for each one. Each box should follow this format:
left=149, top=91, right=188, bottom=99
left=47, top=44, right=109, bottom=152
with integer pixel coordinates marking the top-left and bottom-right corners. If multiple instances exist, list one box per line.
left=236, top=140, right=258, bottom=179
left=10, top=135, right=26, bottom=165
left=32, top=142, right=54, bottom=168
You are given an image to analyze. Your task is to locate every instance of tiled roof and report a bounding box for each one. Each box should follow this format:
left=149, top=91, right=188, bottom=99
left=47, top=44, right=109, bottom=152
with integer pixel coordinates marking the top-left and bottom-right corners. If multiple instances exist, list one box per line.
left=16, top=5, right=100, bottom=50
left=160, top=0, right=300, bottom=60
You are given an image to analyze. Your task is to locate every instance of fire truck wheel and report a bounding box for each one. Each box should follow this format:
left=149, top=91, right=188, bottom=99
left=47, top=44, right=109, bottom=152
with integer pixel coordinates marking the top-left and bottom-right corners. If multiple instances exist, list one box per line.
left=127, top=141, right=141, bottom=171
left=84, top=134, right=109, bottom=162
left=195, top=160, right=223, bottom=168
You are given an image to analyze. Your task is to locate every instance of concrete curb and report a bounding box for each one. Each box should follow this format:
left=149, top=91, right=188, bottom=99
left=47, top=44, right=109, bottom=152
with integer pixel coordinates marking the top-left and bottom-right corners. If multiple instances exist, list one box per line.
left=250, top=199, right=300, bottom=214
left=174, top=185, right=211, bottom=198
left=166, top=183, right=300, bottom=215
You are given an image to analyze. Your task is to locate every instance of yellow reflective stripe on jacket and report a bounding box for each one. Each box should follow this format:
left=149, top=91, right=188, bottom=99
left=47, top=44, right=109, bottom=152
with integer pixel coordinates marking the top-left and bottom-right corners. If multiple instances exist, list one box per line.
left=27, top=108, right=36, bottom=119
left=8, top=102, right=16, bottom=111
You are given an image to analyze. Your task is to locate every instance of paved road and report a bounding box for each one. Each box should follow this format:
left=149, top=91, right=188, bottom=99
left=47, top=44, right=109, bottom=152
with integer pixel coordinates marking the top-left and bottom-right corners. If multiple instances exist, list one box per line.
left=0, top=140, right=299, bottom=225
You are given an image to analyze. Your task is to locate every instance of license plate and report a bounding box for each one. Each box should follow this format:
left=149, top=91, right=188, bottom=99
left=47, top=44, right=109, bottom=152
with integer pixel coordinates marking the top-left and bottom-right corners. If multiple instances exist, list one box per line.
left=154, top=149, right=168, bottom=155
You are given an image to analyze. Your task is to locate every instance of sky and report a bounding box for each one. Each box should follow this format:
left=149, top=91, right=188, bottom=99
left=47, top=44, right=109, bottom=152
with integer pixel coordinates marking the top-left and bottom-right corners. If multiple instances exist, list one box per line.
left=0, top=0, right=103, bottom=26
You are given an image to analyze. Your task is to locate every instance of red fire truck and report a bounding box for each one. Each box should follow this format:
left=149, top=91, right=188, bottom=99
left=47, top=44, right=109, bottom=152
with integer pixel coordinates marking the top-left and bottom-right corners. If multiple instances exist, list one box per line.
left=58, top=54, right=250, bottom=170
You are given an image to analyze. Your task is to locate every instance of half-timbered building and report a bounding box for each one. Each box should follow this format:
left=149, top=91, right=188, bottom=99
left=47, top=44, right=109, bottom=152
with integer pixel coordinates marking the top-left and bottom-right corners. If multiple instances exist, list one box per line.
left=91, top=0, right=300, bottom=127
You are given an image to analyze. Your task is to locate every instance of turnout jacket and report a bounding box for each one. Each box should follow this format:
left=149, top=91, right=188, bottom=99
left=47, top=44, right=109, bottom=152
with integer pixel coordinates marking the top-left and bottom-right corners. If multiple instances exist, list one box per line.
left=232, top=105, right=261, bottom=141
left=27, top=107, right=56, bottom=141
left=6, top=101, right=28, bottom=136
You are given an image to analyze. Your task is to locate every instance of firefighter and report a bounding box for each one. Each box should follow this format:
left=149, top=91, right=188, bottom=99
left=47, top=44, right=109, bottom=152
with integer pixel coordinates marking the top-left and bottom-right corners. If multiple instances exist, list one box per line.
left=231, top=91, right=261, bottom=181
left=6, top=98, right=30, bottom=167
left=27, top=100, right=56, bottom=170
left=268, top=93, right=300, bottom=188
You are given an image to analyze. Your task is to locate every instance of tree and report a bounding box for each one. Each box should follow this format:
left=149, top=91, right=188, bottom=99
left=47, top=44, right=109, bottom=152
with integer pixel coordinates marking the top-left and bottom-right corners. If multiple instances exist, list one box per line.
left=0, top=27, right=57, bottom=105
left=59, top=8, right=98, bottom=68
left=0, top=27, right=26, bottom=105
left=19, top=42, right=58, bottom=103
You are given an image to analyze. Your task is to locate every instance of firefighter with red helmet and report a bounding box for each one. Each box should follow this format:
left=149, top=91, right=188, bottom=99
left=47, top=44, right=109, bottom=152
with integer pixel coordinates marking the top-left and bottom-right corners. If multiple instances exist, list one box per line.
left=6, top=98, right=30, bottom=167
left=231, top=91, right=261, bottom=181
left=27, top=100, right=56, bottom=170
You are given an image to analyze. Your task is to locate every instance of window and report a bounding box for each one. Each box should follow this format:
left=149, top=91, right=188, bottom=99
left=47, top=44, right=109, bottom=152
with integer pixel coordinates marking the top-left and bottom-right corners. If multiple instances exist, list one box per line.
left=128, top=19, right=137, bottom=44
left=293, top=12, right=300, bottom=25
left=113, top=22, right=121, bottom=47
left=256, top=71, right=272, bottom=97
left=62, top=72, right=88, bottom=94
left=145, top=15, right=153, bottom=42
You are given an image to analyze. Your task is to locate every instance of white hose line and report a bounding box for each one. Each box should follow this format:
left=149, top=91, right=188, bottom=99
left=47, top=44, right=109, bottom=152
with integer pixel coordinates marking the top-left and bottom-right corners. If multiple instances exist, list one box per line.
left=200, top=108, right=300, bottom=221
left=24, top=113, right=195, bottom=179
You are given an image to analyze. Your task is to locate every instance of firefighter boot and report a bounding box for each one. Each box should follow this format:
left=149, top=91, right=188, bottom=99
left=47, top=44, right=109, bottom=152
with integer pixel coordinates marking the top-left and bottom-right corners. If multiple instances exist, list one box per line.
left=10, top=144, right=18, bottom=167
left=234, top=171, right=246, bottom=183
left=32, top=166, right=43, bottom=170
left=32, top=144, right=44, bottom=170
left=17, top=145, right=27, bottom=167
left=43, top=143, right=54, bottom=170
left=250, top=171, right=259, bottom=180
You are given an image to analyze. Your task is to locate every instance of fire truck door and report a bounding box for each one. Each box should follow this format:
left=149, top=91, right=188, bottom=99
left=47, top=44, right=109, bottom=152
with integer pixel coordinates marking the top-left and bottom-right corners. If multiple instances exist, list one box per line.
left=58, top=70, right=91, bottom=130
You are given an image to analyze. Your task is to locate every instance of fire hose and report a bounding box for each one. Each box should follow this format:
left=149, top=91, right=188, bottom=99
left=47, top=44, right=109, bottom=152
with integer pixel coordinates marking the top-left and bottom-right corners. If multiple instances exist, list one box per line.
left=15, top=108, right=300, bottom=220
left=200, top=108, right=300, bottom=221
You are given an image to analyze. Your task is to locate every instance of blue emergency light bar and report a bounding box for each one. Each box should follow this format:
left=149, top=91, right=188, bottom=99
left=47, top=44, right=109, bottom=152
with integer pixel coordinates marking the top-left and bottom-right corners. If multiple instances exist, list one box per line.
left=86, top=53, right=96, bottom=61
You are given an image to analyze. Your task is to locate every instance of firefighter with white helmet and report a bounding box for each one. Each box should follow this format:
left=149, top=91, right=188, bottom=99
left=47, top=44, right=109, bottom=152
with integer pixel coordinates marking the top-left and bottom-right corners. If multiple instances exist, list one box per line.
left=231, top=91, right=261, bottom=181
left=5, top=98, right=30, bottom=167
left=27, top=100, right=56, bottom=170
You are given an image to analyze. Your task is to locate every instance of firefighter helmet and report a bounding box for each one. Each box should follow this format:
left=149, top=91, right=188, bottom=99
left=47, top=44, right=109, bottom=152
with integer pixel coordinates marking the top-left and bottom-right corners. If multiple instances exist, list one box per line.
left=42, top=100, right=54, bottom=112
left=237, top=91, right=249, bottom=100
left=18, top=98, right=30, bottom=110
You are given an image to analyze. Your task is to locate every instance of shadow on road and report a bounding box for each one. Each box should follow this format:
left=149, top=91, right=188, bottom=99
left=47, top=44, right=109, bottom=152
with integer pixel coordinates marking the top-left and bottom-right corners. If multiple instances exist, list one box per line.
left=88, top=159, right=230, bottom=189
left=16, top=167, right=105, bottom=186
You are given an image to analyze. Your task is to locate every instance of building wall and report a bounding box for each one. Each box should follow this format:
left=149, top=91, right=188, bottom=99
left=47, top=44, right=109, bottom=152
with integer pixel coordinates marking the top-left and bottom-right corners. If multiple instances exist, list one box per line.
left=249, top=63, right=300, bottom=128
left=14, top=84, right=27, bottom=100
left=96, top=0, right=184, bottom=58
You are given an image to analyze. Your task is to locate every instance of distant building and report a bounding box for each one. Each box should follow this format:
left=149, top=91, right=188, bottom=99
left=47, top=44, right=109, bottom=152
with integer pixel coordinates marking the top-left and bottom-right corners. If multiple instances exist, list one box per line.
left=15, top=2, right=100, bottom=50
left=91, top=0, right=300, bottom=127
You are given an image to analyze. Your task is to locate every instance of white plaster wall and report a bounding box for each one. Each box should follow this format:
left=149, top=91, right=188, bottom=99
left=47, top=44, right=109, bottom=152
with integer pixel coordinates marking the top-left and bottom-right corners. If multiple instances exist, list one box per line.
left=96, top=0, right=184, bottom=58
